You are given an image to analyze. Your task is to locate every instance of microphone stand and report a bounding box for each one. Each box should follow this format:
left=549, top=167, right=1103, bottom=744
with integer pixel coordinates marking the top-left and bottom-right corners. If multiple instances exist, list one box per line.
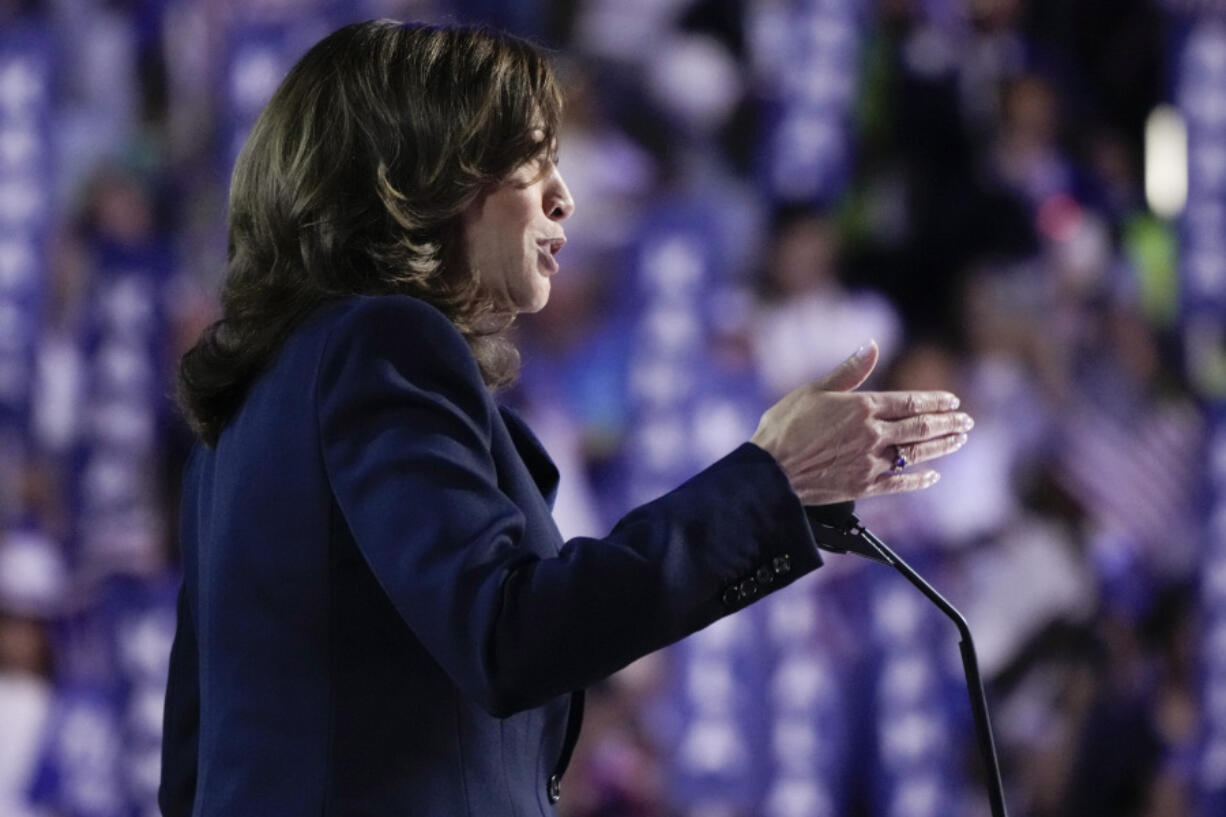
left=807, top=508, right=1009, bottom=817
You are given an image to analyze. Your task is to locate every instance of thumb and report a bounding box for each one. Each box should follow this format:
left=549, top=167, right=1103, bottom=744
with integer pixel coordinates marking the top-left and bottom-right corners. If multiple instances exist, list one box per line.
left=816, top=340, right=878, bottom=391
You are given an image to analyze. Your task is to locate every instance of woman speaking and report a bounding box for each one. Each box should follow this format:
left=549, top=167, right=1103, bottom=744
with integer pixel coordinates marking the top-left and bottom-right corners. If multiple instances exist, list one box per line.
left=159, top=20, right=973, bottom=816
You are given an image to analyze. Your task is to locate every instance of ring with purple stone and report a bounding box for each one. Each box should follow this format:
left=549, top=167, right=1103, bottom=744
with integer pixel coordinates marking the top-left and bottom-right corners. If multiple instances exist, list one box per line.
left=891, top=446, right=908, bottom=473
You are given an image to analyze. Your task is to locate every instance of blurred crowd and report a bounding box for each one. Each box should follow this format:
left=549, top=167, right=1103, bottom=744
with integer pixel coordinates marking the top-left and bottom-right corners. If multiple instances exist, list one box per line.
left=0, top=1, right=1223, bottom=817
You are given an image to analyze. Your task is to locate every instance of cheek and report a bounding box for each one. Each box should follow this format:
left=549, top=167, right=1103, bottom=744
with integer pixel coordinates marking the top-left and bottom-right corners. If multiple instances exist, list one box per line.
left=461, top=185, right=540, bottom=273
left=464, top=219, right=512, bottom=271
left=495, top=186, right=540, bottom=229
left=497, top=216, right=537, bottom=267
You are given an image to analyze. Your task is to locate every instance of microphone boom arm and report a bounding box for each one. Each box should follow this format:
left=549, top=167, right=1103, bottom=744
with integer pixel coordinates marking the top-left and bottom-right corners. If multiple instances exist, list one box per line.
left=809, top=511, right=1009, bottom=817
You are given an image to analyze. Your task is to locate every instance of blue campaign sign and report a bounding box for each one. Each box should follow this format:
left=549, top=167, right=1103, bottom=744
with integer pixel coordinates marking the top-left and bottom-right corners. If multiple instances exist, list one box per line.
left=102, top=573, right=179, bottom=816
left=619, top=196, right=770, bottom=503
left=622, top=204, right=725, bottom=503
left=658, top=570, right=860, bottom=817
left=862, top=562, right=966, bottom=817
left=68, top=237, right=175, bottom=577
left=218, top=4, right=376, bottom=177
left=0, top=21, right=52, bottom=446
left=752, top=0, right=862, bottom=205
left=27, top=683, right=126, bottom=817
left=625, top=204, right=754, bottom=810
left=757, top=581, right=859, bottom=817
left=28, top=573, right=178, bottom=817
left=1203, top=409, right=1226, bottom=817
left=220, top=22, right=302, bottom=174
left=1180, top=21, right=1226, bottom=318
left=626, top=197, right=863, bottom=815
left=1175, top=12, right=1226, bottom=816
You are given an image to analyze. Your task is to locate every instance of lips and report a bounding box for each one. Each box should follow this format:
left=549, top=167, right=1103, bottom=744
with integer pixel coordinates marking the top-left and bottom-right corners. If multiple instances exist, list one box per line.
left=539, top=237, right=566, bottom=256
left=537, top=237, right=564, bottom=275
left=538, top=248, right=559, bottom=275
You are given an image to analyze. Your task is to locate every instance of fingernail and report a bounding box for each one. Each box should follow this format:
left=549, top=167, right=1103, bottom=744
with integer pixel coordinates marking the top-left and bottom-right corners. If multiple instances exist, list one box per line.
left=925, top=472, right=941, bottom=487
left=949, top=396, right=960, bottom=410
left=956, top=433, right=968, bottom=445
left=961, top=416, right=974, bottom=431
left=854, top=340, right=876, bottom=359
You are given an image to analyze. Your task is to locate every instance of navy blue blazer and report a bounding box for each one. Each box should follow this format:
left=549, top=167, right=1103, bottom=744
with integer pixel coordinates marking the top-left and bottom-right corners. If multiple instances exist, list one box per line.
left=160, top=294, right=823, bottom=816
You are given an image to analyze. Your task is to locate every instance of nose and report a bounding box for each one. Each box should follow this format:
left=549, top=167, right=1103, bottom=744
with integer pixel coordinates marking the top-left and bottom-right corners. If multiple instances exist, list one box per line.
left=545, top=166, right=574, bottom=221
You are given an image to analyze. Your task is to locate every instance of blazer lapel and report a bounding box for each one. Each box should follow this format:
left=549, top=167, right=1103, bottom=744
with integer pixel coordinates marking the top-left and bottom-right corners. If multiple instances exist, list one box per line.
left=497, top=405, right=561, bottom=508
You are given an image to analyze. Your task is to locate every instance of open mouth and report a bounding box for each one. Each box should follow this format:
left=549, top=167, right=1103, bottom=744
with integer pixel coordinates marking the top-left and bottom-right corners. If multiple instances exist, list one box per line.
left=538, top=237, right=565, bottom=274
left=538, top=250, right=559, bottom=275
left=540, top=237, right=566, bottom=256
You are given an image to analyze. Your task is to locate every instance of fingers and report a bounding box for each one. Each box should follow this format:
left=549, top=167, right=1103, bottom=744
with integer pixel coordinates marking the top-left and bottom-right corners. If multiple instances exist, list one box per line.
left=883, top=411, right=974, bottom=445
left=757, top=375, right=972, bottom=505
left=814, top=341, right=878, bottom=392
left=865, top=469, right=941, bottom=496
left=866, top=428, right=968, bottom=499
left=870, top=391, right=960, bottom=420
left=883, top=433, right=969, bottom=469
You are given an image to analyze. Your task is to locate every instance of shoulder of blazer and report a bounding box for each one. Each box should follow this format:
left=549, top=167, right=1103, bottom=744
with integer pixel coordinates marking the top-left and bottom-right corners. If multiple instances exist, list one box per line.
left=311, top=294, right=495, bottom=439
left=310, top=294, right=467, bottom=346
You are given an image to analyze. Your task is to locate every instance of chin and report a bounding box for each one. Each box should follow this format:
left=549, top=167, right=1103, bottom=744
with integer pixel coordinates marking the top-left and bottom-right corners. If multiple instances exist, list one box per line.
left=517, top=284, right=551, bottom=314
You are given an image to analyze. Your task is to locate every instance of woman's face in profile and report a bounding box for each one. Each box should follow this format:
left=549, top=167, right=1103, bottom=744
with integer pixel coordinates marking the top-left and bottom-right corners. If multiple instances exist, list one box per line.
left=460, top=140, right=575, bottom=315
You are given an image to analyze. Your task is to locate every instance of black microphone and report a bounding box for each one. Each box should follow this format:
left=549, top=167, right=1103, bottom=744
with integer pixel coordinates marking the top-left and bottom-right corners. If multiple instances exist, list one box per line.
left=805, top=500, right=855, bottom=527
left=805, top=502, right=890, bottom=564
left=804, top=502, right=1010, bottom=817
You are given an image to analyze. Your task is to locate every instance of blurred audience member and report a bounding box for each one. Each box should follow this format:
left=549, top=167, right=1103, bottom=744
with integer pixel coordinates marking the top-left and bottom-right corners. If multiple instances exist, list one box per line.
left=0, top=527, right=66, bottom=817
left=990, top=74, right=1075, bottom=209
left=751, top=208, right=901, bottom=400
left=1053, top=299, right=1205, bottom=595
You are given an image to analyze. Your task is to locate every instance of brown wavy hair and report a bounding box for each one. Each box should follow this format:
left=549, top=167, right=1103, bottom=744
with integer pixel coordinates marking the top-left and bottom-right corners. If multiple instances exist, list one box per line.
left=178, top=20, right=562, bottom=446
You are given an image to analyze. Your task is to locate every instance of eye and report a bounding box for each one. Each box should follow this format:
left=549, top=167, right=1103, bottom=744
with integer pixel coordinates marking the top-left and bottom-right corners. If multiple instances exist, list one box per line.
left=509, top=160, right=537, bottom=182
left=508, top=151, right=555, bottom=189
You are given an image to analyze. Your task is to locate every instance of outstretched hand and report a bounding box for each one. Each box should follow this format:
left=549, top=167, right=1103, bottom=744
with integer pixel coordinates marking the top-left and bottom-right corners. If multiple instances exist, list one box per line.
left=750, top=341, right=973, bottom=506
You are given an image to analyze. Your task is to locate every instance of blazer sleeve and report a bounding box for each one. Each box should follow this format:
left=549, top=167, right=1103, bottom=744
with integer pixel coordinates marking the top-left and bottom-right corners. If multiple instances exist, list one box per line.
left=316, top=296, right=822, bottom=717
